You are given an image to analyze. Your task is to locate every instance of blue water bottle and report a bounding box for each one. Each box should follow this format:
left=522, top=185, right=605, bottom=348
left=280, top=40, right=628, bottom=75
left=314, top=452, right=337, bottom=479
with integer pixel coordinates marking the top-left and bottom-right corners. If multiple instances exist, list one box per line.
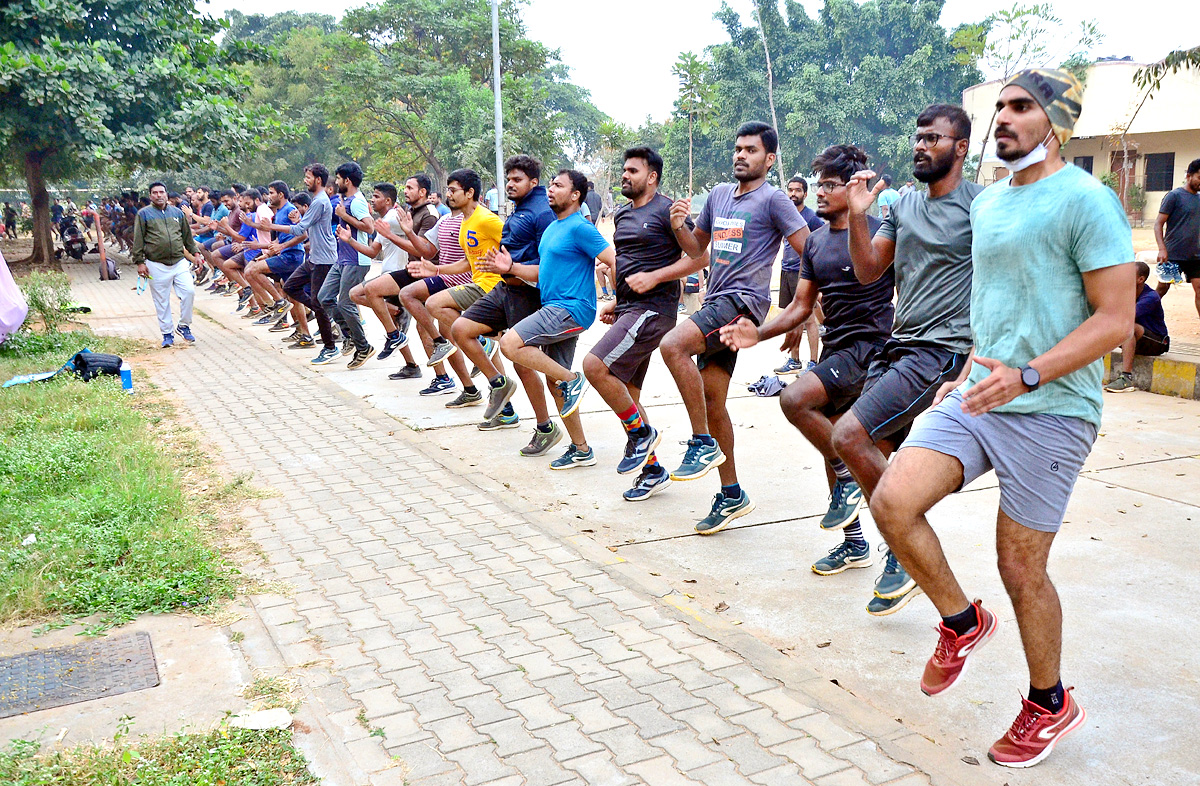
left=120, top=362, right=133, bottom=394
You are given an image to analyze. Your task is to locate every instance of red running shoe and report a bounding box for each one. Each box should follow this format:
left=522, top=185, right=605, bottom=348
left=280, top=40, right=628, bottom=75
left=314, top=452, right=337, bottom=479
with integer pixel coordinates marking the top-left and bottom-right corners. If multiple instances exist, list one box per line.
left=920, top=599, right=999, bottom=696
left=988, top=687, right=1086, bottom=768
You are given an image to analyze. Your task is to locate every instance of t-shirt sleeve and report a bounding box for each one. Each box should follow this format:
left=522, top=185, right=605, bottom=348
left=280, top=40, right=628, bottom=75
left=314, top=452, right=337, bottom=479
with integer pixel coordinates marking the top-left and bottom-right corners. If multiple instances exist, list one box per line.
left=1158, top=190, right=1176, bottom=216
left=876, top=207, right=898, bottom=243
left=696, top=192, right=714, bottom=234
left=799, top=234, right=817, bottom=281
left=1071, top=185, right=1135, bottom=273
left=485, top=211, right=503, bottom=244
left=771, top=188, right=807, bottom=238
left=350, top=196, right=369, bottom=221
left=575, top=221, right=612, bottom=259
left=425, top=216, right=443, bottom=251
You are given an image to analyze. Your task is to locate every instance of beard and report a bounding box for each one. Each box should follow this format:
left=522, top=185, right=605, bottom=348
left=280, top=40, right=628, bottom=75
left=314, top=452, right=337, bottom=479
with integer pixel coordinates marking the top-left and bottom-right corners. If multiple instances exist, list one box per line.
left=620, top=180, right=643, bottom=200
left=789, top=196, right=804, bottom=207
left=733, top=165, right=764, bottom=183
left=913, top=151, right=954, bottom=183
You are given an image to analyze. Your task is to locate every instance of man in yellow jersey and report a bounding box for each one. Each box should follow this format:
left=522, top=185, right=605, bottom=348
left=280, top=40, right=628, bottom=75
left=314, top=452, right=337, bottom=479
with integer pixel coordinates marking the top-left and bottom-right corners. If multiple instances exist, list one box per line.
left=400, top=168, right=504, bottom=408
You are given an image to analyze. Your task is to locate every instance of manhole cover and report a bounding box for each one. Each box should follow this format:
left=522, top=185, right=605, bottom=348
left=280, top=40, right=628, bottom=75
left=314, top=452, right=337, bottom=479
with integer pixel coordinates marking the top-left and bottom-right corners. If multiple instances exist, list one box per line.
left=0, top=632, right=160, bottom=718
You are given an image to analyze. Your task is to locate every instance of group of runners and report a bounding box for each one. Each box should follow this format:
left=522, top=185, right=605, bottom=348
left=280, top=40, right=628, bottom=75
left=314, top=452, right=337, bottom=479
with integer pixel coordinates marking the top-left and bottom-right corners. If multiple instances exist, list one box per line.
left=131, top=67, right=1135, bottom=770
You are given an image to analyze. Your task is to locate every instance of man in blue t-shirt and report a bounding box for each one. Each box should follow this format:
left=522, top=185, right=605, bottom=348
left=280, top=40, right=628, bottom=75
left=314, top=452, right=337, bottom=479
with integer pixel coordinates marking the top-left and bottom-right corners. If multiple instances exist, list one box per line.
left=319, top=162, right=377, bottom=366
left=775, top=175, right=824, bottom=375
left=870, top=69, right=1134, bottom=768
left=491, top=170, right=614, bottom=470
left=1105, top=260, right=1170, bottom=392
left=243, top=180, right=304, bottom=327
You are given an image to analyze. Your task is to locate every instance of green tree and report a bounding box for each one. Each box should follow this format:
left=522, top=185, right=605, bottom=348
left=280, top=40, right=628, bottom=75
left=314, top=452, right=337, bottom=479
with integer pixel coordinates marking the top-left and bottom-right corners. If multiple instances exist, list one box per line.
left=0, top=0, right=280, bottom=266
left=672, top=52, right=719, bottom=194
left=223, top=9, right=338, bottom=46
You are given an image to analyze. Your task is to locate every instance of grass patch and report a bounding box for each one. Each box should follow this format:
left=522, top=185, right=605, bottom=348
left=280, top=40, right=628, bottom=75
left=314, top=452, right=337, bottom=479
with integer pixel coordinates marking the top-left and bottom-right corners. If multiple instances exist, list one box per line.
left=0, top=727, right=317, bottom=786
left=242, top=675, right=300, bottom=714
left=0, top=328, right=236, bottom=631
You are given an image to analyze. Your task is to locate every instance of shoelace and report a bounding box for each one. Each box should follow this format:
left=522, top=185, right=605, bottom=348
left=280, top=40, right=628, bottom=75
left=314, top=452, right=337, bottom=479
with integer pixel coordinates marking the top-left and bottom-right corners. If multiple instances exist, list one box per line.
left=930, top=625, right=958, bottom=664
left=882, top=548, right=901, bottom=575
left=1006, top=704, right=1043, bottom=741
left=830, top=481, right=850, bottom=507
left=681, top=439, right=704, bottom=465
left=623, top=436, right=638, bottom=459
left=827, top=541, right=858, bottom=561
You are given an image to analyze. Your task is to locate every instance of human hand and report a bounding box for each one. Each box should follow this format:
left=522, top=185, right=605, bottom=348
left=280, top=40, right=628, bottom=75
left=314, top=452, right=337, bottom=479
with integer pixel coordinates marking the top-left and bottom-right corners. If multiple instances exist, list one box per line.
left=932, top=379, right=964, bottom=406
left=334, top=203, right=348, bottom=220
left=625, top=271, right=657, bottom=293
left=670, top=199, right=691, bottom=231
left=407, top=259, right=436, bottom=278
left=397, top=209, right=413, bottom=232
left=267, top=243, right=282, bottom=257
left=336, top=225, right=352, bottom=242
left=232, top=243, right=244, bottom=253
left=137, top=263, right=148, bottom=277
left=779, top=327, right=801, bottom=355
left=289, top=209, right=300, bottom=223
left=479, top=246, right=512, bottom=274
left=960, top=356, right=1028, bottom=416
left=1157, top=247, right=1169, bottom=264
left=598, top=298, right=616, bottom=324
left=846, top=170, right=886, bottom=215
left=719, top=317, right=760, bottom=350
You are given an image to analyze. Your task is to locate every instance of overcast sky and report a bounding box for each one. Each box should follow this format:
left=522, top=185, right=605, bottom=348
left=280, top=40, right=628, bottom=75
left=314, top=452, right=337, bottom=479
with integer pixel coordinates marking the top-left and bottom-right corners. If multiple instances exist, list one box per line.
left=199, top=0, right=1199, bottom=126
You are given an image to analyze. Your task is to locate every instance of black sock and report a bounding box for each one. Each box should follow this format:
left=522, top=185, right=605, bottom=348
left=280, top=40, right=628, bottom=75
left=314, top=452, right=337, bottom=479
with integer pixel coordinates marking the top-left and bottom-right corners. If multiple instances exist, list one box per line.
left=437, top=374, right=451, bottom=382
left=387, top=330, right=399, bottom=340
left=433, top=336, right=448, bottom=345
left=490, top=374, right=505, bottom=388
left=1028, top=681, right=1064, bottom=714
left=942, top=604, right=978, bottom=636
left=464, top=385, right=478, bottom=395
left=537, top=421, right=553, bottom=433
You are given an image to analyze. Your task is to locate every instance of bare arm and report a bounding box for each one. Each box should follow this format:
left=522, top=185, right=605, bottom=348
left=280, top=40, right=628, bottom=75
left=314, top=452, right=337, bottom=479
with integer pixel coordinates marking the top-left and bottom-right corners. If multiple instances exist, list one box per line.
left=1154, top=213, right=1169, bottom=262
left=962, top=262, right=1135, bottom=415
left=337, top=225, right=380, bottom=259
left=669, top=198, right=708, bottom=259
left=719, top=278, right=819, bottom=350
left=625, top=251, right=709, bottom=293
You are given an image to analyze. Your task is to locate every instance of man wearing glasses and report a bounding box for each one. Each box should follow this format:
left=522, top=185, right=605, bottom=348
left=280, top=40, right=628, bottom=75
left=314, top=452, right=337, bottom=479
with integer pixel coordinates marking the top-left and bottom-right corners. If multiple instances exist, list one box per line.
left=825, top=104, right=982, bottom=616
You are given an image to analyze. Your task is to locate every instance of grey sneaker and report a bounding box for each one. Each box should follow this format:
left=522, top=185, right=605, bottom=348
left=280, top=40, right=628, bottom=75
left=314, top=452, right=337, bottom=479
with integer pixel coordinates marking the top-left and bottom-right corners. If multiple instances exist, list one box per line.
left=866, top=584, right=924, bottom=616
left=347, top=345, right=377, bottom=369
left=483, top=375, right=518, bottom=420
left=820, top=480, right=864, bottom=530
left=549, top=443, right=596, bottom=470
left=427, top=339, right=457, bottom=367
left=557, top=371, right=589, bottom=418
left=1104, top=373, right=1136, bottom=393
left=811, top=540, right=873, bottom=575
left=670, top=438, right=725, bottom=481
left=694, top=491, right=755, bottom=535
left=478, top=410, right=520, bottom=431
left=521, top=423, right=564, bottom=457
left=341, top=338, right=355, bottom=356
left=873, top=547, right=917, bottom=599
left=446, top=389, right=483, bottom=408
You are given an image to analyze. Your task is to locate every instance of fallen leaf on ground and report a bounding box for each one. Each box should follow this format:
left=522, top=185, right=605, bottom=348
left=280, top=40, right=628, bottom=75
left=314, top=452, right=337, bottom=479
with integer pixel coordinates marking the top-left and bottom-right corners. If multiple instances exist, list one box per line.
left=714, top=601, right=729, bottom=612
left=962, top=756, right=980, bottom=766
left=683, top=579, right=697, bottom=584
left=817, top=641, right=831, bottom=648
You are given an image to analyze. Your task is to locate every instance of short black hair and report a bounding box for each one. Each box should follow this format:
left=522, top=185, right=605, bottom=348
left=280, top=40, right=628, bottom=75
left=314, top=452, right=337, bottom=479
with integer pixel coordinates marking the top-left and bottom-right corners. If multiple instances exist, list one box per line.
left=881, top=174, right=893, bottom=186
left=198, top=185, right=211, bottom=194
left=504, top=155, right=542, bottom=182
left=305, top=163, right=330, bottom=188
left=916, top=103, right=972, bottom=142
left=231, top=183, right=246, bottom=194
left=447, top=168, right=483, bottom=202
left=1189, top=158, right=1200, bottom=177
left=268, top=180, right=290, bottom=199
left=291, top=191, right=312, bottom=208
left=587, top=180, right=596, bottom=189
left=167, top=191, right=180, bottom=200
left=624, top=147, right=664, bottom=182
left=407, top=173, right=433, bottom=197
left=736, top=121, right=778, bottom=154
left=374, top=182, right=398, bottom=204
left=335, top=162, right=364, bottom=188
left=787, top=175, right=808, bottom=193
left=557, top=169, right=588, bottom=205
left=220, top=189, right=236, bottom=199
left=148, top=181, right=167, bottom=192
left=810, top=144, right=869, bottom=184
left=1136, top=260, right=1150, bottom=279
left=243, top=188, right=261, bottom=202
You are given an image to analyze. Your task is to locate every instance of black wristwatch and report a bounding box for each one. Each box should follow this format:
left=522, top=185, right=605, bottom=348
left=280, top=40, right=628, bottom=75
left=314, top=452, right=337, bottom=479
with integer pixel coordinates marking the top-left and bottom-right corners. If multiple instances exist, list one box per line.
left=1019, top=364, right=1040, bottom=391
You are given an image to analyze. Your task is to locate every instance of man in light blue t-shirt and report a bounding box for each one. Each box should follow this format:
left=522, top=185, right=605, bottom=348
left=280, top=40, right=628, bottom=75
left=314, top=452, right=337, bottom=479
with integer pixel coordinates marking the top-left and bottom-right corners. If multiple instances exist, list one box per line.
left=876, top=174, right=900, bottom=219
left=318, top=162, right=376, bottom=367
left=491, top=170, right=614, bottom=471
left=870, top=68, right=1134, bottom=769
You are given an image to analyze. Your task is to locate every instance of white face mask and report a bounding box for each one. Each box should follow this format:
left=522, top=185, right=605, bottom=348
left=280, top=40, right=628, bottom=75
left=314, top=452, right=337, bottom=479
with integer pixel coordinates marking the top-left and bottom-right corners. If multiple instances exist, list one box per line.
left=1005, top=129, right=1055, bottom=173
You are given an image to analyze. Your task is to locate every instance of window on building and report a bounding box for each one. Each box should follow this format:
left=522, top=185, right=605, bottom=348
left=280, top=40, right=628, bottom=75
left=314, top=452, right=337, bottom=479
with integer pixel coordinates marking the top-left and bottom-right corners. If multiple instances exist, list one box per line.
left=1145, top=153, right=1176, bottom=192
left=1073, top=156, right=1093, bottom=174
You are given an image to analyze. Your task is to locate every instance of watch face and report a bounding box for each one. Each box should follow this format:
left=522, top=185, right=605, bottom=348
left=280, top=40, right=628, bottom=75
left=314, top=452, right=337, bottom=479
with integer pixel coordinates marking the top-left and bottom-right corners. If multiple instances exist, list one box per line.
left=1022, top=367, right=1039, bottom=387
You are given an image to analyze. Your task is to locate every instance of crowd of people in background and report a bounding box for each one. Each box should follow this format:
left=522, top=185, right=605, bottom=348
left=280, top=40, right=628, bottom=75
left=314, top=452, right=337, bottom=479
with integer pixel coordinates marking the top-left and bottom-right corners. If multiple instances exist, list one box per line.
left=36, top=66, right=1183, bottom=771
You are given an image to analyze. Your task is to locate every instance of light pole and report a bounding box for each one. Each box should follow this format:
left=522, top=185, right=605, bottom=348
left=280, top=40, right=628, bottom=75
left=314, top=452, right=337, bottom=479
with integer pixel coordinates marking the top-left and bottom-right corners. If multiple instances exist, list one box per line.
left=491, top=0, right=505, bottom=213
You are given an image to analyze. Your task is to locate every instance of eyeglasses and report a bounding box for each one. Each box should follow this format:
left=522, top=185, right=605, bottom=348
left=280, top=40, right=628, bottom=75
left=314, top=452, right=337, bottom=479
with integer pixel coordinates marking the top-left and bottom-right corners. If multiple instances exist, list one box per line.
left=911, top=133, right=962, bottom=147
left=815, top=181, right=846, bottom=193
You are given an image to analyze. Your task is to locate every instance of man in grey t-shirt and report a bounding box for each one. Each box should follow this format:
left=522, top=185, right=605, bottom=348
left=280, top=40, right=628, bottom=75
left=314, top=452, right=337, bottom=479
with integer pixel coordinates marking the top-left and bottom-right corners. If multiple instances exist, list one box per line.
left=660, top=121, right=809, bottom=536
left=838, top=104, right=981, bottom=616
left=1153, top=158, right=1200, bottom=314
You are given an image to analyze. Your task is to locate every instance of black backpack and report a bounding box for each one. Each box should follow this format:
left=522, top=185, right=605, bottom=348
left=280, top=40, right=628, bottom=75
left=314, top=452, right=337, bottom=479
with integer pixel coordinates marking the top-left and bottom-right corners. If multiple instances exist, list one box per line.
left=72, top=351, right=123, bottom=382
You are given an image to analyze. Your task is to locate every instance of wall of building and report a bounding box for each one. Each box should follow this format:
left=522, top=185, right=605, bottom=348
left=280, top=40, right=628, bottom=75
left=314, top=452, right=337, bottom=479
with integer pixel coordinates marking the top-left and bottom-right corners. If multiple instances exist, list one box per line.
left=1065, top=130, right=1200, bottom=222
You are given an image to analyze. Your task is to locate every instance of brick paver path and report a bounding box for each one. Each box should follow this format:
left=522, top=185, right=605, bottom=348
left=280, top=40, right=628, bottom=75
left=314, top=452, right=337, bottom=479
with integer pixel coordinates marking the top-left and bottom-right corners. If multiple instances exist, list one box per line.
left=72, top=267, right=948, bottom=786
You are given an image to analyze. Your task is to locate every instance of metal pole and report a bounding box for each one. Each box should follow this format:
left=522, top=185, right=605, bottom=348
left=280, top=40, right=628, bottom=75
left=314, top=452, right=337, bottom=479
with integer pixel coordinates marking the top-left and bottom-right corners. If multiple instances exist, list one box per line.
left=491, top=0, right=505, bottom=213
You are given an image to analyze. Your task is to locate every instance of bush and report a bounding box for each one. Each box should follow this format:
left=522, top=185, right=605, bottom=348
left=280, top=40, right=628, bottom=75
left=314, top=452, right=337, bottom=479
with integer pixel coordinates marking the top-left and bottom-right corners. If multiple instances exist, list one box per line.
left=18, top=270, right=73, bottom=332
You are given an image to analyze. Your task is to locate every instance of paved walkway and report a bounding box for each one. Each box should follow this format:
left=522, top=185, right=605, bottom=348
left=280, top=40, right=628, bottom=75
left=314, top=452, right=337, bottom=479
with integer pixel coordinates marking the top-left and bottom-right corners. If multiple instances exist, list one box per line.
left=64, top=274, right=993, bottom=786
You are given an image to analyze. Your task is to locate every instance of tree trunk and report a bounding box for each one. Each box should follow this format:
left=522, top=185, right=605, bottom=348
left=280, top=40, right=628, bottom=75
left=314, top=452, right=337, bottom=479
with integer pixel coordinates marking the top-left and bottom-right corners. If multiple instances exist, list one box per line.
left=754, top=0, right=783, bottom=180
left=23, top=149, right=56, bottom=267
left=688, top=113, right=695, bottom=197
left=974, top=106, right=999, bottom=184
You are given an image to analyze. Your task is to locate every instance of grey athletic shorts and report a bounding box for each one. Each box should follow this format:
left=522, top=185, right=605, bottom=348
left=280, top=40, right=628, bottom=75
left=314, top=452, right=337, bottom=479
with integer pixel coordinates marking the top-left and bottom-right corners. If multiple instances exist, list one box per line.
left=513, top=304, right=583, bottom=369
left=903, top=388, right=1097, bottom=533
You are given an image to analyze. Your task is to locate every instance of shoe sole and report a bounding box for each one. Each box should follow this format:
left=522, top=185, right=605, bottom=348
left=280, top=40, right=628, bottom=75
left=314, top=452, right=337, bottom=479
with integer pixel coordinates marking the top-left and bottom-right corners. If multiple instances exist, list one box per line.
left=811, top=554, right=874, bottom=575
left=988, top=706, right=1087, bottom=769
left=623, top=475, right=672, bottom=502
left=550, top=455, right=597, bottom=470
left=775, top=368, right=803, bottom=376
left=445, top=397, right=483, bottom=408
left=617, top=429, right=663, bottom=476
left=1104, top=386, right=1136, bottom=393
left=819, top=496, right=865, bottom=531
left=419, top=387, right=457, bottom=396
left=559, top=376, right=590, bottom=419
left=921, top=608, right=1000, bottom=697
left=478, top=420, right=521, bottom=431
left=875, top=575, right=918, bottom=600
left=427, top=344, right=458, bottom=367
left=347, top=349, right=377, bottom=369
left=866, top=585, right=924, bottom=616
left=311, top=356, right=339, bottom=365
left=669, top=452, right=726, bottom=482
left=695, top=499, right=755, bottom=535
left=520, top=430, right=564, bottom=457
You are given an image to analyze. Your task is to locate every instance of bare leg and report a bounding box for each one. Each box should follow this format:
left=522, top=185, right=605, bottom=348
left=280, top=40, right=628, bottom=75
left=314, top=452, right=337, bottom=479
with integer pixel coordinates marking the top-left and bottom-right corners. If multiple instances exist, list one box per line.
left=583, top=352, right=636, bottom=414
left=804, top=314, right=820, bottom=363
left=701, top=364, right=736, bottom=485
left=996, top=510, right=1061, bottom=689
left=548, top=381, right=588, bottom=450
left=870, top=446, right=969, bottom=616
left=1192, top=279, right=1200, bottom=320
left=779, top=373, right=836, bottom=461
left=427, top=292, right=472, bottom=384
left=1119, top=324, right=1144, bottom=374
left=353, top=277, right=398, bottom=333
left=453, top=318, right=498, bottom=379
left=515, top=363, right=551, bottom=423
left=659, top=320, right=709, bottom=435
left=500, top=331, right=574, bottom=383
left=831, top=411, right=892, bottom=498
left=400, top=280, right=448, bottom=376
left=1155, top=280, right=1170, bottom=298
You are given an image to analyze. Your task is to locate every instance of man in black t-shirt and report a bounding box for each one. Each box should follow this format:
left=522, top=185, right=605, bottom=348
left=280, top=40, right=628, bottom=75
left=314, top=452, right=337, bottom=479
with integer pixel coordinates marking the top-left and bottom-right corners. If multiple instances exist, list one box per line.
left=1153, top=157, right=1200, bottom=317
left=721, top=144, right=894, bottom=575
left=582, top=148, right=706, bottom=502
